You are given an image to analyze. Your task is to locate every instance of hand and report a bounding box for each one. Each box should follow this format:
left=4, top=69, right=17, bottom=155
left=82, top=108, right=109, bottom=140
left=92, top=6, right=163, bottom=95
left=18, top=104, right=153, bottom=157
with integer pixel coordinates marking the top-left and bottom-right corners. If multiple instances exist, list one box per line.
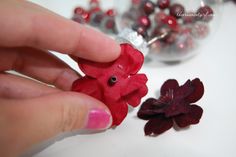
left=0, top=0, right=120, bottom=157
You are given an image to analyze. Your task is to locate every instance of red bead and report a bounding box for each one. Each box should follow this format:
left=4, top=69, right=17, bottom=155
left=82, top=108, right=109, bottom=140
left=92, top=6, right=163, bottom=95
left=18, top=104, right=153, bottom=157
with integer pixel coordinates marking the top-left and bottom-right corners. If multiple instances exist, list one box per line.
left=137, top=15, right=151, bottom=29
left=106, top=9, right=116, bottom=17
left=142, top=0, right=155, bottom=15
left=73, top=8, right=90, bottom=23
left=175, top=35, right=195, bottom=52
left=154, top=12, right=167, bottom=24
left=161, top=15, right=178, bottom=31
left=74, top=7, right=85, bottom=15
left=196, top=5, right=214, bottom=22
left=157, top=0, right=170, bottom=9
left=132, top=24, right=148, bottom=38
left=81, top=11, right=90, bottom=22
left=169, top=3, right=185, bottom=19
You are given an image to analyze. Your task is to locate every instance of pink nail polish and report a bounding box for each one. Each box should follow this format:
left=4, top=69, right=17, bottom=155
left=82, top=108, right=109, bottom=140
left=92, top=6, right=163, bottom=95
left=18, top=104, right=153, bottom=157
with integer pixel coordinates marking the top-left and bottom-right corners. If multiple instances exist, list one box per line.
left=86, top=108, right=112, bottom=130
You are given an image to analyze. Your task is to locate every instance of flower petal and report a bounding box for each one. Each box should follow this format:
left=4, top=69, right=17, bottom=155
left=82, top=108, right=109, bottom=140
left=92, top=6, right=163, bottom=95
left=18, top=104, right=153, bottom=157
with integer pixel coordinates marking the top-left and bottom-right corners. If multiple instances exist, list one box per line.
left=174, top=105, right=203, bottom=128
left=78, top=58, right=113, bottom=78
left=164, top=100, right=190, bottom=117
left=185, top=78, right=204, bottom=103
left=144, top=115, right=173, bottom=136
left=72, top=77, right=129, bottom=126
left=139, top=98, right=158, bottom=110
left=102, top=74, right=147, bottom=103
left=137, top=97, right=168, bottom=120
left=126, top=84, right=148, bottom=107
left=107, top=100, right=128, bottom=125
left=160, top=79, right=179, bottom=96
left=78, top=44, right=144, bottom=78
left=121, top=74, right=148, bottom=107
left=71, top=76, right=103, bottom=100
left=137, top=110, right=157, bottom=120
left=117, top=44, right=144, bottom=75
left=174, top=80, right=194, bottom=101
left=121, top=74, right=148, bottom=96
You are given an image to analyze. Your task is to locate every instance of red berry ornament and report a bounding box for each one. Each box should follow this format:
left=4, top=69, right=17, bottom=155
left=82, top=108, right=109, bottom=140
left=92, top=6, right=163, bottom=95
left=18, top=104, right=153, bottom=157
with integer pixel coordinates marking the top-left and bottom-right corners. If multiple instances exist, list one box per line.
left=157, top=0, right=170, bottom=9
left=142, top=0, right=155, bottom=15
left=137, top=15, right=151, bottom=29
left=169, top=3, right=185, bottom=19
left=196, top=5, right=214, bottom=22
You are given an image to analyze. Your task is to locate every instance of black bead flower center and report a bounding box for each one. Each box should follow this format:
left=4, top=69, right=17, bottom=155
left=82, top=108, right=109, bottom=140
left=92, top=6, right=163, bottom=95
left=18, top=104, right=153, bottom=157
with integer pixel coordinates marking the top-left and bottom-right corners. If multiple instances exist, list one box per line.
left=108, top=75, right=117, bottom=86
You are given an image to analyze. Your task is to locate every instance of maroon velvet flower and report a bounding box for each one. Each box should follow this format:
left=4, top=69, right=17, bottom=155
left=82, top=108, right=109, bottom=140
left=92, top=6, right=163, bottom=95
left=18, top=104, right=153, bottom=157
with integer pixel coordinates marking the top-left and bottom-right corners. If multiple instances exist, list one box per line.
left=137, top=78, right=204, bottom=136
left=72, top=44, right=148, bottom=126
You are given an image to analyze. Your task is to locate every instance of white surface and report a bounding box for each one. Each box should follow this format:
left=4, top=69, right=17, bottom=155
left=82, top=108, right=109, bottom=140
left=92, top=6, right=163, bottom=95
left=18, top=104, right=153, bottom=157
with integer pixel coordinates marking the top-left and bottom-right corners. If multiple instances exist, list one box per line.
left=29, top=1, right=236, bottom=157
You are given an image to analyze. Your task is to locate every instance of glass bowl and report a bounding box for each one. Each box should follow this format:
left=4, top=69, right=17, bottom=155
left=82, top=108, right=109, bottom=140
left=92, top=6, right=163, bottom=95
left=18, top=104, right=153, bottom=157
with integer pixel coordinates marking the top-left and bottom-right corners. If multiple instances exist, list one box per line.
left=115, top=0, right=222, bottom=62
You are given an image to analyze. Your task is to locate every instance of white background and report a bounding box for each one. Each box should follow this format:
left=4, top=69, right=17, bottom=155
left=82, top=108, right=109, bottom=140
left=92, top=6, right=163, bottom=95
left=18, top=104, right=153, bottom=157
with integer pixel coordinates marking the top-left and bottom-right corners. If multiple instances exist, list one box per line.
left=28, top=1, right=236, bottom=157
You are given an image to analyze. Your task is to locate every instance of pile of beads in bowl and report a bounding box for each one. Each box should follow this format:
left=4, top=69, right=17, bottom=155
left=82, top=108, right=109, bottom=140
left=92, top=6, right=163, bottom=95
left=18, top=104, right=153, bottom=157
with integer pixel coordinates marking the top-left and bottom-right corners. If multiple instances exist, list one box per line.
left=72, top=0, right=117, bottom=34
left=119, top=0, right=215, bottom=62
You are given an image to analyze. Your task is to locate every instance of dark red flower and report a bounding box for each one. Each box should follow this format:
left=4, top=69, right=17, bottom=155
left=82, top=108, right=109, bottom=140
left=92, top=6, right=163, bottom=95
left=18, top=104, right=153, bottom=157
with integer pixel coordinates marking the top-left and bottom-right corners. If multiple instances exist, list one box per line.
left=72, top=44, right=148, bottom=126
left=137, top=78, right=204, bottom=136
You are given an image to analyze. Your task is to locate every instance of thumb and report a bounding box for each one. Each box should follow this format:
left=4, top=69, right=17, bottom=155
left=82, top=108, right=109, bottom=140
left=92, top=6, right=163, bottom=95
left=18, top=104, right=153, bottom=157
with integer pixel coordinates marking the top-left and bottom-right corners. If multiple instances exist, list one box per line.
left=0, top=92, right=112, bottom=157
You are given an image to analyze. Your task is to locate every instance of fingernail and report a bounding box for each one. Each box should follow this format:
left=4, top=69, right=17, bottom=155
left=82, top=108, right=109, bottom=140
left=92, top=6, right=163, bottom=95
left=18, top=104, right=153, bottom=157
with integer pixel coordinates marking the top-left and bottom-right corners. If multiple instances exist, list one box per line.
left=85, top=108, right=112, bottom=130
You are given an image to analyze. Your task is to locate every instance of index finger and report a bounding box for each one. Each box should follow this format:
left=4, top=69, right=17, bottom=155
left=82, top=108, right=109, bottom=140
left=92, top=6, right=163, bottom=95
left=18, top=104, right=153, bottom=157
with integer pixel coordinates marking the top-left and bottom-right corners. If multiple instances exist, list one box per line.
left=0, top=0, right=121, bottom=62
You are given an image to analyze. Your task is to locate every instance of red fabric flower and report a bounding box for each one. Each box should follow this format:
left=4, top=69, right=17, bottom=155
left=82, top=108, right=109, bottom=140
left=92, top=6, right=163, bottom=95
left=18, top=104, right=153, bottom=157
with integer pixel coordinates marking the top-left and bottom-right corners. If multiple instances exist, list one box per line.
left=72, top=44, right=148, bottom=125
left=137, top=78, right=204, bottom=136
